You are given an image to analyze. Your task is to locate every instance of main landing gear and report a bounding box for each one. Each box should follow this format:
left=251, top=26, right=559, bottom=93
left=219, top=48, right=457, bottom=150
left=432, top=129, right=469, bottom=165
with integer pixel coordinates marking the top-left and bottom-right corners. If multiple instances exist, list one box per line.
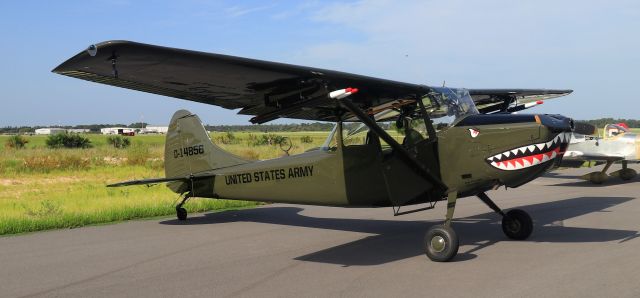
left=609, top=160, right=637, bottom=181
left=581, top=160, right=637, bottom=184
left=423, top=191, right=534, bottom=262
left=581, top=160, right=614, bottom=184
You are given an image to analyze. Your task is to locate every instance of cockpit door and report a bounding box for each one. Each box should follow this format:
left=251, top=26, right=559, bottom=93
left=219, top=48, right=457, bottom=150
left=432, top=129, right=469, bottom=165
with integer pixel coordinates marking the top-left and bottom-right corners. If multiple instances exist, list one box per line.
left=380, top=112, right=440, bottom=207
left=380, top=150, right=436, bottom=207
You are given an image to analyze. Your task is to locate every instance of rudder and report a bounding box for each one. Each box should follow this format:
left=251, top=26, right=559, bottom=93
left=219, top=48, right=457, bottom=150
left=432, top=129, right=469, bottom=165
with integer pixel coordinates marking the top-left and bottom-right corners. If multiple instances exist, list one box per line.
left=164, top=109, right=248, bottom=192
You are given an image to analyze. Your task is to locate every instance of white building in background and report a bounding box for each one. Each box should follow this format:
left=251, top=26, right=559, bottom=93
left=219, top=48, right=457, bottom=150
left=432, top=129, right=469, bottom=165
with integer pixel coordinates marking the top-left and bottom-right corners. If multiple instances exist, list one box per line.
left=141, top=126, right=169, bottom=134
left=100, top=127, right=135, bottom=135
left=35, top=128, right=66, bottom=135
left=67, top=129, right=90, bottom=134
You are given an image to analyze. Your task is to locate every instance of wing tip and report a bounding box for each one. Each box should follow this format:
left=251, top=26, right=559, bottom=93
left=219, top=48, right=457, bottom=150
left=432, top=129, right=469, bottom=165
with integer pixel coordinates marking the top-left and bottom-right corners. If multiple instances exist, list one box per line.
left=52, top=40, right=138, bottom=73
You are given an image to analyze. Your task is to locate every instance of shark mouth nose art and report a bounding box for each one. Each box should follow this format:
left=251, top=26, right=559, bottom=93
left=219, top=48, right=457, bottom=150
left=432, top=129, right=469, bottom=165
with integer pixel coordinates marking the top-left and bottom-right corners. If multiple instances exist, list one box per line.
left=487, top=133, right=571, bottom=171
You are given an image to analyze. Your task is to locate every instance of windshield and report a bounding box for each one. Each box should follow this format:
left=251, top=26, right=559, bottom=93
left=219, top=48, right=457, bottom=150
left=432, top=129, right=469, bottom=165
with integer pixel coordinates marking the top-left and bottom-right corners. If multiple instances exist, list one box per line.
left=421, top=87, right=478, bottom=127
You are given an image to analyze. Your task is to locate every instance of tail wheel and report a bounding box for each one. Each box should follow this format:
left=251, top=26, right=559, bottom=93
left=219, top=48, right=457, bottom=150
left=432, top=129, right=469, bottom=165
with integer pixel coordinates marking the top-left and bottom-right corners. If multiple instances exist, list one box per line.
left=502, top=209, right=533, bottom=240
left=177, top=207, right=188, bottom=221
left=424, top=225, right=459, bottom=262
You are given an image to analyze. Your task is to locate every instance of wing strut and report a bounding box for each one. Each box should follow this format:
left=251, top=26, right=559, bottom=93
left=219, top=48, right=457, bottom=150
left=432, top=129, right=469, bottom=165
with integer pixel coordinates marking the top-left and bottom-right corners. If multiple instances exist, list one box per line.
left=331, top=89, right=448, bottom=192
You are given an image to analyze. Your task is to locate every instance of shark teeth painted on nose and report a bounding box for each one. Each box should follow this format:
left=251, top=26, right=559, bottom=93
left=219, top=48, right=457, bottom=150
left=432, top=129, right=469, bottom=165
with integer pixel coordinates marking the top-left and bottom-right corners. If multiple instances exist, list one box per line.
left=486, top=133, right=570, bottom=171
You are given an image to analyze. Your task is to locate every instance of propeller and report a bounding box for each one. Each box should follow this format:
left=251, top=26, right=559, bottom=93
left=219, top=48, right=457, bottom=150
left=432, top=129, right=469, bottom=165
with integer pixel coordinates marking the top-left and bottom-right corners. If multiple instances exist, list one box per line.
left=573, top=122, right=597, bottom=135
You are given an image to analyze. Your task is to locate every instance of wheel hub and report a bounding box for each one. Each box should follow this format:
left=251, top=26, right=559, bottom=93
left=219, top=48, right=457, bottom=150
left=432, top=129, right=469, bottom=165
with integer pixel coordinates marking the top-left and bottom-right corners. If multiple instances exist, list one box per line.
left=431, top=235, right=446, bottom=252
left=506, top=218, right=521, bottom=233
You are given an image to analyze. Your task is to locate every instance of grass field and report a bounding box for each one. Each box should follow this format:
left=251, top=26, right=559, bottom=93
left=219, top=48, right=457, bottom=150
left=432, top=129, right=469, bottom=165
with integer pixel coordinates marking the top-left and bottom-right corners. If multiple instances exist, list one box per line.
left=0, top=131, right=330, bottom=235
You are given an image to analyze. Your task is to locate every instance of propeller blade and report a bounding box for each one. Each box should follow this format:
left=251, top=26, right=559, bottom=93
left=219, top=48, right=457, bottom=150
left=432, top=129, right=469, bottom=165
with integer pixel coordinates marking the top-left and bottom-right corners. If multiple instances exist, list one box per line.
left=574, top=122, right=597, bottom=135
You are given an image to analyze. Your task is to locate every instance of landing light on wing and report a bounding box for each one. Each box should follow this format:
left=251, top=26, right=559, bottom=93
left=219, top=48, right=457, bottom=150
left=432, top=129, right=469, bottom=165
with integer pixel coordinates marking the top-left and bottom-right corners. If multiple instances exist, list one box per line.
left=329, top=87, right=359, bottom=99
left=524, top=100, right=544, bottom=109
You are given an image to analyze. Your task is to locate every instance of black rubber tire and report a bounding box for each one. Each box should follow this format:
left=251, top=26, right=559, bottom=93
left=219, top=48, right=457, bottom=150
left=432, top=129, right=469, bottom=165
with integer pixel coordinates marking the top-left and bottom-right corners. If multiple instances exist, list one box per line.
left=424, top=225, right=459, bottom=262
left=620, top=169, right=637, bottom=181
left=502, top=209, right=533, bottom=240
left=177, top=207, right=188, bottom=221
left=589, top=172, right=607, bottom=184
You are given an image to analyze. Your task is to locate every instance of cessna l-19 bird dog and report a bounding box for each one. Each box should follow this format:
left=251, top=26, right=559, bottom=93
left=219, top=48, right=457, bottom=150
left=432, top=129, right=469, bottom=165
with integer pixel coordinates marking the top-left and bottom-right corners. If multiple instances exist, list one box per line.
left=54, top=41, right=574, bottom=262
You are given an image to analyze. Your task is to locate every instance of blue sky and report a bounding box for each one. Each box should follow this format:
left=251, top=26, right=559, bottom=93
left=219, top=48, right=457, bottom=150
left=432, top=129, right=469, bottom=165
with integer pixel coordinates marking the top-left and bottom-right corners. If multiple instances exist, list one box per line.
left=1, top=0, right=638, bottom=126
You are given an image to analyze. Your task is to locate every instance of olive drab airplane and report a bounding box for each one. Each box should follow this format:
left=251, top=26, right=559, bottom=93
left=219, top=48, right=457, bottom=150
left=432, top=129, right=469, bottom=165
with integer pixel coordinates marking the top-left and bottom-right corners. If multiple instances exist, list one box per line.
left=564, top=123, right=640, bottom=183
left=53, top=41, right=574, bottom=262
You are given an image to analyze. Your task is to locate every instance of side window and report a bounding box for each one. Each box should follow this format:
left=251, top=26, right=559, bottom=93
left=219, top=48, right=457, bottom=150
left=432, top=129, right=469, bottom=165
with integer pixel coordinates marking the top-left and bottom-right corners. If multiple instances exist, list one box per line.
left=342, top=123, right=368, bottom=146
left=399, top=117, right=430, bottom=147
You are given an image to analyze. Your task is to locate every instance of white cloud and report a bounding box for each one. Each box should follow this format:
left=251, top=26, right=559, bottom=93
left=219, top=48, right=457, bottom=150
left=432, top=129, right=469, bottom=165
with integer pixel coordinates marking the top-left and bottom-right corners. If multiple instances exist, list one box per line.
left=225, top=4, right=274, bottom=18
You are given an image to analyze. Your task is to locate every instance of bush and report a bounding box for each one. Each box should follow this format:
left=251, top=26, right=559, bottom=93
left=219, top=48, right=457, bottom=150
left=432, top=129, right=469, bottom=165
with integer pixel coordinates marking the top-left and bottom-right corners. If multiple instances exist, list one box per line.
left=300, top=135, right=313, bottom=143
left=5, top=135, right=29, bottom=149
left=247, top=134, right=287, bottom=146
left=46, top=133, right=92, bottom=149
left=107, top=135, right=131, bottom=148
left=215, top=132, right=239, bottom=144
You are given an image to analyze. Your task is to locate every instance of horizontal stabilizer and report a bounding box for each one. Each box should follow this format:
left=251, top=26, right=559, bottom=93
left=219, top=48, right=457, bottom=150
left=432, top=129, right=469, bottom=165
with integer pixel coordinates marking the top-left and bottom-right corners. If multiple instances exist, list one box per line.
left=107, top=172, right=216, bottom=187
left=107, top=177, right=190, bottom=187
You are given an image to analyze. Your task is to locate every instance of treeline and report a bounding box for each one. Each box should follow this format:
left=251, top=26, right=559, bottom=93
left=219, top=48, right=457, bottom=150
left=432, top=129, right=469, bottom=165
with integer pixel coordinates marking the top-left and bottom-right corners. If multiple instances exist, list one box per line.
left=1, top=122, right=339, bottom=134
left=577, top=118, right=640, bottom=128
left=204, top=123, right=336, bottom=132
left=3, top=118, right=638, bottom=134
left=0, top=122, right=337, bottom=134
left=0, top=123, right=146, bottom=134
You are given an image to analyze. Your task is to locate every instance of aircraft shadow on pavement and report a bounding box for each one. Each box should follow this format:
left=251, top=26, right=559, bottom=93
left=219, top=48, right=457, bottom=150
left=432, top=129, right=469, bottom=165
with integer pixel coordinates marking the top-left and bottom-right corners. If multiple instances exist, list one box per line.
left=160, top=196, right=637, bottom=266
left=543, top=172, right=581, bottom=179
left=550, top=177, right=639, bottom=187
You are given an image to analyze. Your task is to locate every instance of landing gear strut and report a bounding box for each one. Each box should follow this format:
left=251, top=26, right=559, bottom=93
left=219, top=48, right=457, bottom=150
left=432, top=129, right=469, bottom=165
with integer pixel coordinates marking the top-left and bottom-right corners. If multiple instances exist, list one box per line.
left=477, top=192, right=533, bottom=240
left=424, top=192, right=460, bottom=262
left=176, top=193, right=190, bottom=221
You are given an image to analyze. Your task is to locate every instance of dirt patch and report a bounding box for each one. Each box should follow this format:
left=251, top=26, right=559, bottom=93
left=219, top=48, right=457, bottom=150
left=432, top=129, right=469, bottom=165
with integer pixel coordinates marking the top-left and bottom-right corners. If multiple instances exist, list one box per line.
left=0, top=179, right=19, bottom=186
left=103, top=157, right=126, bottom=165
left=0, top=176, right=81, bottom=186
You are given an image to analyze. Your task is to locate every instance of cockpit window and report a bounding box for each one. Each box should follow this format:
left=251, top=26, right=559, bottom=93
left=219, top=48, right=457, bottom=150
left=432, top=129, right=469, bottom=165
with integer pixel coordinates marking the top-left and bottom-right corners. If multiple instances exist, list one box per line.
left=421, top=87, right=478, bottom=128
left=604, top=124, right=629, bottom=138
left=320, top=87, right=480, bottom=149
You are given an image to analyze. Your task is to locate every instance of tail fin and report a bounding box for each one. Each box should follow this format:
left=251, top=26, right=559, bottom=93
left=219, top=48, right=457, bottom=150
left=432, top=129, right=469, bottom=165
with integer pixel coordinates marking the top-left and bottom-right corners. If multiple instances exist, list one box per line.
left=164, top=110, right=248, bottom=191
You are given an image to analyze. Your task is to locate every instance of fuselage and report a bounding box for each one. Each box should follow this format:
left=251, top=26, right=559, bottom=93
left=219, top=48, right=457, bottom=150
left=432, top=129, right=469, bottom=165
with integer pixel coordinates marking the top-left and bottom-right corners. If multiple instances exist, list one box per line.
left=565, top=132, right=640, bottom=162
left=187, top=113, right=573, bottom=207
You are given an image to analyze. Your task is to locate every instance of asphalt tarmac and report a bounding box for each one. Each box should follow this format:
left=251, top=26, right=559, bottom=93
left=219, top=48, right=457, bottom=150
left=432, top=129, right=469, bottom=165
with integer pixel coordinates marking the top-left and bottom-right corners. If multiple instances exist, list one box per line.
left=1, top=164, right=639, bottom=298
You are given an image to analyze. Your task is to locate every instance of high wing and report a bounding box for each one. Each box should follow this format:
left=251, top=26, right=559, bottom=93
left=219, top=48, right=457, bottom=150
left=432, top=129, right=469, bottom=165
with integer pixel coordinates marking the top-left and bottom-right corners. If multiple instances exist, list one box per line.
left=53, top=40, right=428, bottom=124
left=469, top=89, right=573, bottom=114
left=53, top=41, right=572, bottom=122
